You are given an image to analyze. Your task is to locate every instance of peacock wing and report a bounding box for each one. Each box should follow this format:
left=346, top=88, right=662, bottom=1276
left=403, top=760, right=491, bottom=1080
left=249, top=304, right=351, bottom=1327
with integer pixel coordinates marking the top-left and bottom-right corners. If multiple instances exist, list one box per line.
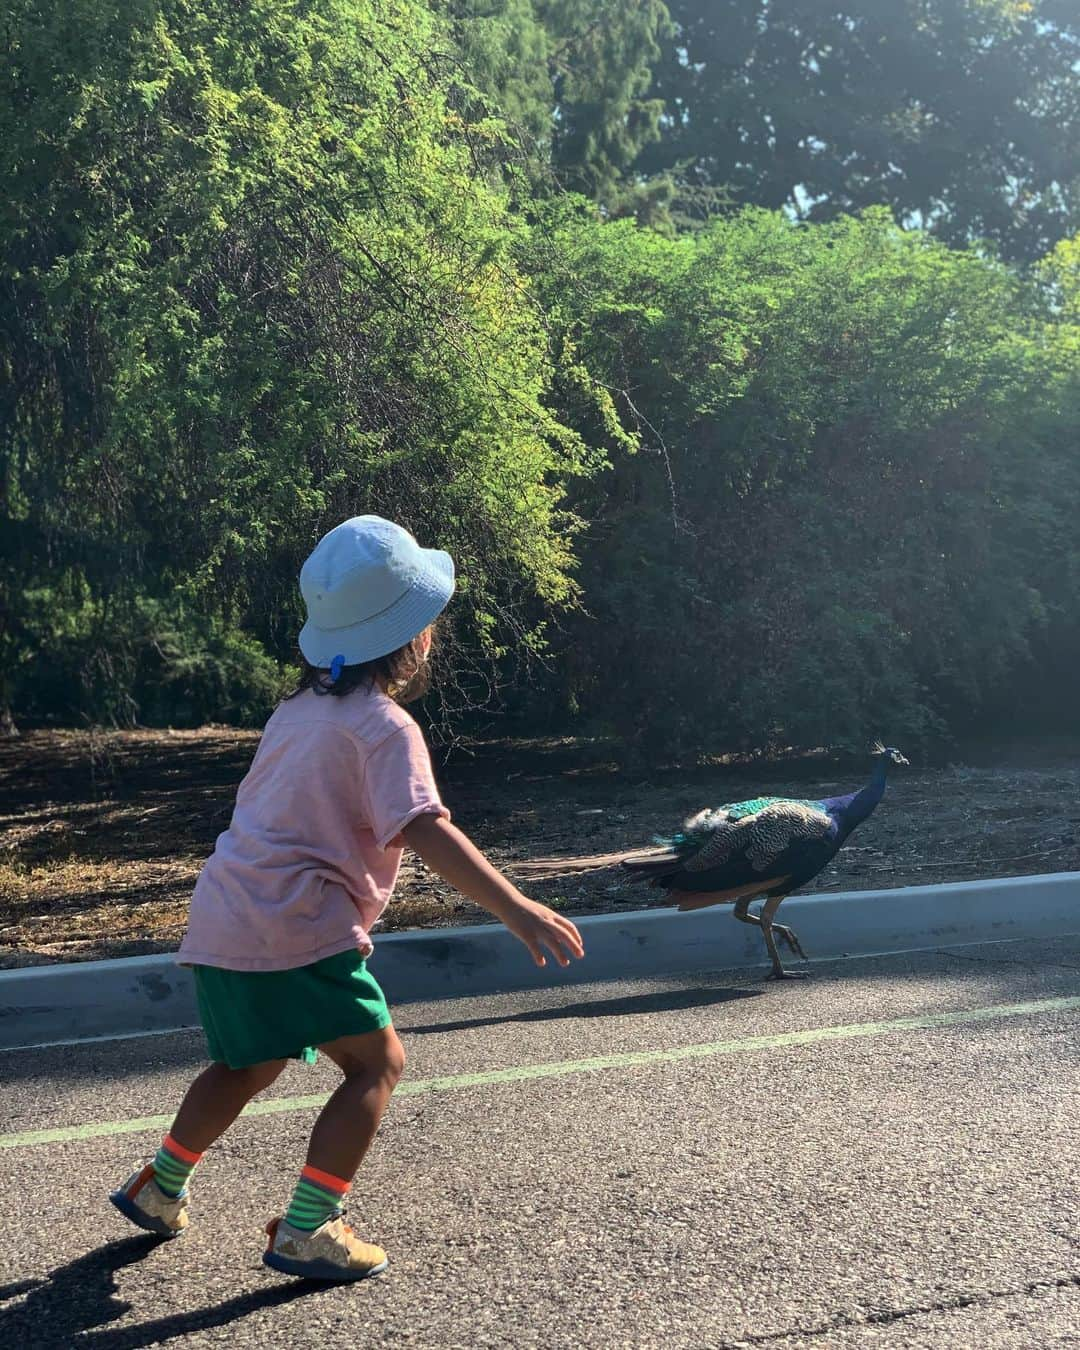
left=679, top=814, right=746, bottom=872
left=683, top=800, right=834, bottom=876
left=745, top=801, right=835, bottom=871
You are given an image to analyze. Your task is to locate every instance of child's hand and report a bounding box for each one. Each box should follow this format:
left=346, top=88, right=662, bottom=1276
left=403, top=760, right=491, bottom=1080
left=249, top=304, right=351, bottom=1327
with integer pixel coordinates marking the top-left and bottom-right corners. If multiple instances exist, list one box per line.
left=501, top=897, right=584, bottom=968
left=401, top=814, right=586, bottom=968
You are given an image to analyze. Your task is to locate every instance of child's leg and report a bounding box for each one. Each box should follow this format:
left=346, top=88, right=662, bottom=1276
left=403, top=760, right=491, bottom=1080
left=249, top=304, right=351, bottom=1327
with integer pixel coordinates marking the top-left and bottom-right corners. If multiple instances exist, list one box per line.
left=277, top=1025, right=404, bottom=1234
left=153, top=1059, right=287, bottom=1194
left=308, top=1026, right=405, bottom=1178
left=111, top=1058, right=289, bottom=1238
left=169, top=1059, right=288, bottom=1154
left=264, top=1027, right=403, bottom=1280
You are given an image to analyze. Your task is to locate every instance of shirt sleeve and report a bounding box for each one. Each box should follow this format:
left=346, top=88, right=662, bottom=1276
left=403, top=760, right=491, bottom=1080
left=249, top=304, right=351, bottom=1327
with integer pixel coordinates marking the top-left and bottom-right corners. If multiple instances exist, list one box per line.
left=360, top=722, right=450, bottom=851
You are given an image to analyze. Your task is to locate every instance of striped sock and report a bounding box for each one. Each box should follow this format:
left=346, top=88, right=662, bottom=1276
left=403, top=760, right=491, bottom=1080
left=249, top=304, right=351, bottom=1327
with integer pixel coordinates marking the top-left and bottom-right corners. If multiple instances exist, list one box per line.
left=151, top=1133, right=203, bottom=1198
left=284, top=1165, right=350, bottom=1231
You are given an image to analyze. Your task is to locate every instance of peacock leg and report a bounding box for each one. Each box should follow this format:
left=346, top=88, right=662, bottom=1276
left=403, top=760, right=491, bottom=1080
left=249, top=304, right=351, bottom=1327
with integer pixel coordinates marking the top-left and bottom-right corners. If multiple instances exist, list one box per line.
left=759, top=893, right=809, bottom=980
left=775, top=922, right=807, bottom=961
left=732, top=895, right=762, bottom=929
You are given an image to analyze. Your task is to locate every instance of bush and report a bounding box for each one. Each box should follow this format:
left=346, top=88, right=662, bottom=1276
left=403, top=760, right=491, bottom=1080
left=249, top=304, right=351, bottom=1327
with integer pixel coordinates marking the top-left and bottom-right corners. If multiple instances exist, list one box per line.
left=535, top=206, right=1078, bottom=755
left=0, top=0, right=595, bottom=728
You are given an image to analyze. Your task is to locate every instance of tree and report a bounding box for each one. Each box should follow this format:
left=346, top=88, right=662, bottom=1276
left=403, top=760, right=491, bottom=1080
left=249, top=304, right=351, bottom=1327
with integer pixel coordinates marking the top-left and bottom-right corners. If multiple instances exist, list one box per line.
left=0, top=0, right=595, bottom=727
left=640, top=0, right=1080, bottom=260
left=442, top=0, right=673, bottom=214
left=532, top=204, right=1075, bottom=754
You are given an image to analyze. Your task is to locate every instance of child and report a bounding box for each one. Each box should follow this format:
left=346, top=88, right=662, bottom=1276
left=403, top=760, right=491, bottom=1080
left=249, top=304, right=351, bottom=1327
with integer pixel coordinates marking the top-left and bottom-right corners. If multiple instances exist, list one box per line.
left=109, top=515, right=584, bottom=1282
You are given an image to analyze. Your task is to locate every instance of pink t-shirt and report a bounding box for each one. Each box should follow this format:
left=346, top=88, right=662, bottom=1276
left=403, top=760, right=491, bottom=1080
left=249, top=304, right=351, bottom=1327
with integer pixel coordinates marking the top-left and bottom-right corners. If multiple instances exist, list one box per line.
left=177, top=686, right=449, bottom=971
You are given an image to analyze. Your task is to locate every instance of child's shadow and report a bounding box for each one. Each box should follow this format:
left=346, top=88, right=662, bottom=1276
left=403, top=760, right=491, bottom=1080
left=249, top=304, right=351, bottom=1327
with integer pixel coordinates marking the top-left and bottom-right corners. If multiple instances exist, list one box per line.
left=0, top=1234, right=324, bottom=1349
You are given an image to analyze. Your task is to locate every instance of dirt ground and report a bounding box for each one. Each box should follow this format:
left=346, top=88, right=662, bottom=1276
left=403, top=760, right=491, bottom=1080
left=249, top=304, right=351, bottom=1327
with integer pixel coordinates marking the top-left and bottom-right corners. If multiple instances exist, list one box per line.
left=1, top=728, right=1078, bottom=969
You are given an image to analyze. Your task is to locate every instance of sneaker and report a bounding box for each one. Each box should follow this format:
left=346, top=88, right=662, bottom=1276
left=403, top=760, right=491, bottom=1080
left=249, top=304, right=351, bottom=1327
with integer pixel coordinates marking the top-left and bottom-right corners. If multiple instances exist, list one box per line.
left=109, top=1164, right=190, bottom=1239
left=263, top=1214, right=388, bottom=1282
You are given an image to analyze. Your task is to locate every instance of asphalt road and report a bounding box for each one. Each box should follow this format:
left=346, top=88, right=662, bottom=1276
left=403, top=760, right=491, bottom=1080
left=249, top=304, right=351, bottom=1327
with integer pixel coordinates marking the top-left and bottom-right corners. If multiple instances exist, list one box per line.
left=1, top=935, right=1079, bottom=1349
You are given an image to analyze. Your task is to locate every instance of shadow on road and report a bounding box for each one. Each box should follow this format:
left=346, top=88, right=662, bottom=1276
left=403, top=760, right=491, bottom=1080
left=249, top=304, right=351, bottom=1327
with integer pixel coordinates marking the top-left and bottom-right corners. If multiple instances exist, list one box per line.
left=401, top=982, right=762, bottom=1035
left=0, top=1234, right=329, bottom=1349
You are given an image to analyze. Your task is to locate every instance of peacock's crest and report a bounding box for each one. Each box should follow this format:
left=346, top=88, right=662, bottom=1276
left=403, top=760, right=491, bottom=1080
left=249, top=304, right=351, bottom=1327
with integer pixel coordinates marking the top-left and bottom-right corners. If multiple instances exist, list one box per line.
left=870, top=741, right=909, bottom=766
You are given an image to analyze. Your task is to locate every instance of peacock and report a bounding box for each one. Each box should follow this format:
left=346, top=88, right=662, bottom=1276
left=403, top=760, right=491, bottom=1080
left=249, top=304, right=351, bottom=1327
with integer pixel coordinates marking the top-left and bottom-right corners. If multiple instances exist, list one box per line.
left=515, top=744, right=909, bottom=979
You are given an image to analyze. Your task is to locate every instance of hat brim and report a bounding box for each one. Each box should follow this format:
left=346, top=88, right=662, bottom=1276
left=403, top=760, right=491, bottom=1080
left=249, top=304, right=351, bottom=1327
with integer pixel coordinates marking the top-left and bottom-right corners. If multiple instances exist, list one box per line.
left=297, top=548, right=455, bottom=668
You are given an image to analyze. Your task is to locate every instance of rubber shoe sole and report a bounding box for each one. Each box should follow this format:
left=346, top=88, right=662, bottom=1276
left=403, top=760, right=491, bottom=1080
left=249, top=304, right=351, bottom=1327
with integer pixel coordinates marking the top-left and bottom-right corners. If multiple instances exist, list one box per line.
left=109, top=1187, right=187, bottom=1239
left=262, top=1248, right=388, bottom=1282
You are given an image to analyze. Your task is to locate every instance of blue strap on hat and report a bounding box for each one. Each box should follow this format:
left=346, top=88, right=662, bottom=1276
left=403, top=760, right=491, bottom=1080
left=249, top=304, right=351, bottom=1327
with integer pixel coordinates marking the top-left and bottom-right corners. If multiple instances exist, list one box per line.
left=328, top=654, right=346, bottom=684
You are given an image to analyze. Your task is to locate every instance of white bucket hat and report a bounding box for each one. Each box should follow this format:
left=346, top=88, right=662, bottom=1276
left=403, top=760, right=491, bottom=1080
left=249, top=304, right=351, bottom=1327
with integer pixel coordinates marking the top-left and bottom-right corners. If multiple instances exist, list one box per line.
left=298, top=516, right=455, bottom=668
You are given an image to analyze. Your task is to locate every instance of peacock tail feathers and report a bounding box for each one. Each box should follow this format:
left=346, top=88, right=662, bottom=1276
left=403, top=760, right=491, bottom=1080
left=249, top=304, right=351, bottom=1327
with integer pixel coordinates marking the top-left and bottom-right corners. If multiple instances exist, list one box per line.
left=512, top=845, right=668, bottom=878
left=511, top=749, right=905, bottom=886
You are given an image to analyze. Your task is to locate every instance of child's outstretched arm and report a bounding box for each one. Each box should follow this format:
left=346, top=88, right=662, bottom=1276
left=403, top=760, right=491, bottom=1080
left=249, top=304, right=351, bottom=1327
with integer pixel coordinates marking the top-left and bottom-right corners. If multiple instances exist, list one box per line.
left=401, top=814, right=585, bottom=969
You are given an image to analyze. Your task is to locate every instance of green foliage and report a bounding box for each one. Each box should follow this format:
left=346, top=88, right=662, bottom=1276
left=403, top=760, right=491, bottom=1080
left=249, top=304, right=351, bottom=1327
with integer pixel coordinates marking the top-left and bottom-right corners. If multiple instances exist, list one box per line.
left=9, top=591, right=284, bottom=727
left=640, top=0, right=1080, bottom=259
left=534, top=206, right=1079, bottom=755
left=441, top=0, right=673, bottom=215
left=1, top=0, right=595, bottom=726
left=443, top=2, right=1080, bottom=256
left=4, top=0, right=1080, bottom=757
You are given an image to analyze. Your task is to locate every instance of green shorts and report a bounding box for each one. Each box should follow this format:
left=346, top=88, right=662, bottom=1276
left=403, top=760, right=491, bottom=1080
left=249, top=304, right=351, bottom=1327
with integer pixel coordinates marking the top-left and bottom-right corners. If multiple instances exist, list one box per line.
left=193, top=949, right=392, bottom=1069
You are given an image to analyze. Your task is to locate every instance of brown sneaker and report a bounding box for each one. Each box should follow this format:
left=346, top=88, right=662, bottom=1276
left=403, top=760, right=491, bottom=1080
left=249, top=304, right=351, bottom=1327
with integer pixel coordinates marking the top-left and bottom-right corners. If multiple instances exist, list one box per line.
left=262, top=1214, right=388, bottom=1282
left=109, top=1164, right=190, bottom=1239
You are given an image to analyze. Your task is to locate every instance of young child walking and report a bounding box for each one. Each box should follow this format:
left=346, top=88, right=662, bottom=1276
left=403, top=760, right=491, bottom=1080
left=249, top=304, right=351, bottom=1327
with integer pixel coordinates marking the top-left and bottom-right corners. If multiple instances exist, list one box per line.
left=109, top=516, right=584, bottom=1282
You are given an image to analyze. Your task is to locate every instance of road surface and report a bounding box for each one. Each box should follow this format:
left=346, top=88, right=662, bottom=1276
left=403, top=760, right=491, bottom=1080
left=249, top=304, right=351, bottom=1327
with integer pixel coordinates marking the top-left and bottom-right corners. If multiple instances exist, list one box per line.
left=1, top=934, right=1079, bottom=1348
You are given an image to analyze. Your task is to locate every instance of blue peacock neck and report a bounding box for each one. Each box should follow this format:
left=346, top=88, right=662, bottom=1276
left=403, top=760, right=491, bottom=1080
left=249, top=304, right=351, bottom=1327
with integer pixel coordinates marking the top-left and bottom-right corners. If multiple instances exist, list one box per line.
left=831, top=758, right=889, bottom=840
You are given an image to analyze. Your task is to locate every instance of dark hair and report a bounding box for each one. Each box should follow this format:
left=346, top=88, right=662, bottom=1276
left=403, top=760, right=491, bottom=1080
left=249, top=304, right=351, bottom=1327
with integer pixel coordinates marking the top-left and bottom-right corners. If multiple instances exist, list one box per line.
left=289, top=628, right=435, bottom=705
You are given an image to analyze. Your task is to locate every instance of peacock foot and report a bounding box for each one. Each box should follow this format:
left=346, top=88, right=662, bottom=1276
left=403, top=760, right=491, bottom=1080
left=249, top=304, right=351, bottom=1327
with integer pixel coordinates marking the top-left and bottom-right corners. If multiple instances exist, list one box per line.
left=774, top=924, right=807, bottom=960
left=766, top=967, right=811, bottom=981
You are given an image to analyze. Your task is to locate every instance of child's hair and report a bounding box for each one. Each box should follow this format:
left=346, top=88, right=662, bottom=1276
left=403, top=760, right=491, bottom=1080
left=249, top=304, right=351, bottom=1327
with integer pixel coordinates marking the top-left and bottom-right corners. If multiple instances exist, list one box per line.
left=289, top=628, right=435, bottom=705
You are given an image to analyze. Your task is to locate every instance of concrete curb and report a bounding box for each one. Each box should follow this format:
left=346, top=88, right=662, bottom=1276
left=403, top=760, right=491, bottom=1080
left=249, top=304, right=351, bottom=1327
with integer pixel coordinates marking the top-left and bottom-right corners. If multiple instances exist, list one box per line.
left=1, top=872, right=1078, bottom=1051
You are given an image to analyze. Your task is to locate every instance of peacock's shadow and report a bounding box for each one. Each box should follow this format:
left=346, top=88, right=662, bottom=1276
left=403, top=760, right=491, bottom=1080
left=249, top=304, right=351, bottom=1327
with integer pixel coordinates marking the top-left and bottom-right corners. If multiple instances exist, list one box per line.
left=401, top=983, right=761, bottom=1035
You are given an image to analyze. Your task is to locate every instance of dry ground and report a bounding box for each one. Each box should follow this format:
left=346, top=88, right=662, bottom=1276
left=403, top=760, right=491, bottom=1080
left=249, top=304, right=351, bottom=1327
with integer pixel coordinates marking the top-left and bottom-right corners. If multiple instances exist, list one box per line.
left=1, top=728, right=1078, bottom=968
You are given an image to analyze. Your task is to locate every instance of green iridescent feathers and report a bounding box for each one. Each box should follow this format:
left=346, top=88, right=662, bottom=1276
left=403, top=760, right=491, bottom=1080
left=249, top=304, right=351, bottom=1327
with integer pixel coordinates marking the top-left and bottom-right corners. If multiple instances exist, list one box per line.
left=663, top=796, right=826, bottom=850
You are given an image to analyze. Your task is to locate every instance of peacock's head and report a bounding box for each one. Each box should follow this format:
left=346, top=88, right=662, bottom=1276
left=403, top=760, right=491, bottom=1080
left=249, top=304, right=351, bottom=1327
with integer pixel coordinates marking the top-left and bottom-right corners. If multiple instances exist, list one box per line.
left=871, top=741, right=909, bottom=767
